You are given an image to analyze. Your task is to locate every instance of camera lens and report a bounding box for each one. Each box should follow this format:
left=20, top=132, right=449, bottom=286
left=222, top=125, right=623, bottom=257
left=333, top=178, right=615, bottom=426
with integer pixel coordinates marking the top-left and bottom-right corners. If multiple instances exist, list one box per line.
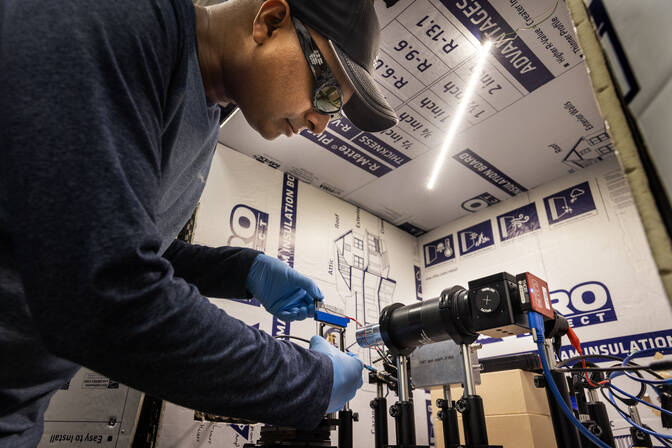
left=475, top=287, right=500, bottom=314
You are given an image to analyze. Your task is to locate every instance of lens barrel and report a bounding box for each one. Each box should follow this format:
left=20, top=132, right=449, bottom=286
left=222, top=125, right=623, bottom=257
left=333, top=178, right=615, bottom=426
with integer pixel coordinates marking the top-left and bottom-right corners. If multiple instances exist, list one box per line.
left=356, top=286, right=478, bottom=355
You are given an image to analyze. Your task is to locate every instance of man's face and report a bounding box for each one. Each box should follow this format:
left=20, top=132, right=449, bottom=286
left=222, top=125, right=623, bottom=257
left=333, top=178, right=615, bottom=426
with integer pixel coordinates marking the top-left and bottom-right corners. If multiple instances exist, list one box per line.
left=237, top=2, right=355, bottom=140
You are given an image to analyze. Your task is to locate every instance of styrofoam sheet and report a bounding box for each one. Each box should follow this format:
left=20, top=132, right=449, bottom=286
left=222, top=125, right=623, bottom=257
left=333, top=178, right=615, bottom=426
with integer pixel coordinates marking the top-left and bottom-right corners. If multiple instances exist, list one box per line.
left=220, top=0, right=614, bottom=232
left=154, top=145, right=431, bottom=448
left=418, top=154, right=672, bottom=435
left=39, top=368, right=142, bottom=448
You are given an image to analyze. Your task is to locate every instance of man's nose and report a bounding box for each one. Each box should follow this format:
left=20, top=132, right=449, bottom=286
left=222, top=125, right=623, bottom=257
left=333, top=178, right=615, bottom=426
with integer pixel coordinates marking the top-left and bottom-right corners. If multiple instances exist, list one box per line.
left=305, top=109, right=330, bottom=134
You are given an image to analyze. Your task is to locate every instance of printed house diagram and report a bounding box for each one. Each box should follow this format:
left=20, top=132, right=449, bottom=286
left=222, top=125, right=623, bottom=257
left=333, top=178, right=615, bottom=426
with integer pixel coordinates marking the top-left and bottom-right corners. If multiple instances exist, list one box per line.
left=563, top=131, right=614, bottom=171
left=334, top=230, right=397, bottom=326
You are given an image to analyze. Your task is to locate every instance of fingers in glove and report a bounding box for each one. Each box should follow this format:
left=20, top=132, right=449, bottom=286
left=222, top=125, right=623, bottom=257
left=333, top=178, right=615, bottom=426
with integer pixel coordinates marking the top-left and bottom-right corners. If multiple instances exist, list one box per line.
left=277, top=310, right=297, bottom=322
left=296, top=306, right=308, bottom=321
left=271, top=289, right=307, bottom=314
left=309, top=335, right=325, bottom=349
left=287, top=269, right=323, bottom=300
left=306, top=301, right=316, bottom=318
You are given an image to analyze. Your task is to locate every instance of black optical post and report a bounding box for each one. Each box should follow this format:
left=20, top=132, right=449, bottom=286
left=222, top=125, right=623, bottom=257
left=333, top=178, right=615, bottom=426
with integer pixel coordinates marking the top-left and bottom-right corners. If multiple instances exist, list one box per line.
left=370, top=376, right=389, bottom=448
left=325, top=325, right=358, bottom=448
left=435, top=386, right=459, bottom=448
left=455, top=344, right=497, bottom=448
left=586, top=389, right=615, bottom=446
left=389, top=355, right=419, bottom=448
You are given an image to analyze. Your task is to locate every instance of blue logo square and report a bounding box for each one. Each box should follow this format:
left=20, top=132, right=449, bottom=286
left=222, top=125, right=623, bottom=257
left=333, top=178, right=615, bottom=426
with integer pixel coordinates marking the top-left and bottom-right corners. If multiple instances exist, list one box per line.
left=423, top=234, right=455, bottom=268
left=496, top=203, right=540, bottom=241
left=458, top=220, right=494, bottom=256
left=543, top=181, right=596, bottom=225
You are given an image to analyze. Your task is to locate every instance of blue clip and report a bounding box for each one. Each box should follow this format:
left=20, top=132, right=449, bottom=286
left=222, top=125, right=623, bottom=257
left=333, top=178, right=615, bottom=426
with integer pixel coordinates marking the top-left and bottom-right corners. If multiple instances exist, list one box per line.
left=315, top=311, right=349, bottom=328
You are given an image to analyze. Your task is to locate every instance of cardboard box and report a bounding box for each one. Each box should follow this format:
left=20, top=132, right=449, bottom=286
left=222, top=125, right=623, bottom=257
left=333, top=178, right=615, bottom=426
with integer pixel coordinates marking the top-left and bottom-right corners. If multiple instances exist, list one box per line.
left=479, top=413, right=556, bottom=448
left=429, top=370, right=556, bottom=448
left=432, top=412, right=557, bottom=448
left=430, top=370, right=551, bottom=417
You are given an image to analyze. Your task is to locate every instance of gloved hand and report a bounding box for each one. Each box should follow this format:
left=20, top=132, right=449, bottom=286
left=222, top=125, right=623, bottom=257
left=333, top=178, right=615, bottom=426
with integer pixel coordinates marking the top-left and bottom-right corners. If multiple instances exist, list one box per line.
left=309, top=335, right=364, bottom=413
left=245, top=254, right=323, bottom=322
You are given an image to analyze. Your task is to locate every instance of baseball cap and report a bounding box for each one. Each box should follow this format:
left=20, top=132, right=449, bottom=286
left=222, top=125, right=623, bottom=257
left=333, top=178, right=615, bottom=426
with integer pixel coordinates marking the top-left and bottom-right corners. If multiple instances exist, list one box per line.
left=287, top=0, right=399, bottom=132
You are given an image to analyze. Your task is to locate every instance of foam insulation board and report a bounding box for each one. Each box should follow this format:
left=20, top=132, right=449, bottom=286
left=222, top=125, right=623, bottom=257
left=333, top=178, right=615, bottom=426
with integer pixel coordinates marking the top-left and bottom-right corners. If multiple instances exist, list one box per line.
left=219, top=0, right=615, bottom=233
left=418, top=155, right=672, bottom=435
left=38, top=368, right=143, bottom=448
left=566, top=0, right=672, bottom=304
left=153, top=145, right=432, bottom=448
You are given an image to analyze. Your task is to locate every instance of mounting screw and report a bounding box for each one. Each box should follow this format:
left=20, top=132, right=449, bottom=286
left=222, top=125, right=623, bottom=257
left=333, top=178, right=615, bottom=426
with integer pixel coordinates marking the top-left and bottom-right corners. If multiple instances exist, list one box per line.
left=588, top=423, right=603, bottom=437
left=389, top=405, right=400, bottom=417
left=107, top=417, right=117, bottom=428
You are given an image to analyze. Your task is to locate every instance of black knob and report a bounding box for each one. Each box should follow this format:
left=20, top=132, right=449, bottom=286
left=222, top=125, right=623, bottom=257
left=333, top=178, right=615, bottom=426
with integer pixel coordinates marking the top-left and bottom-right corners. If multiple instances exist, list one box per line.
left=455, top=398, right=468, bottom=413
left=588, top=423, right=603, bottom=437
left=389, top=405, right=400, bottom=417
left=370, top=400, right=376, bottom=409
left=436, top=398, right=447, bottom=409
left=475, top=286, right=500, bottom=313
left=353, top=412, right=359, bottom=422
left=437, top=410, right=445, bottom=420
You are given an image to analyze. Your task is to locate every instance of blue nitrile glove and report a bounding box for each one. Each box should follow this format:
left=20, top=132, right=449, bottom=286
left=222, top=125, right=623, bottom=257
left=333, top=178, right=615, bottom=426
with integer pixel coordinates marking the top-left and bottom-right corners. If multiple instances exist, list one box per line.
left=245, top=254, right=324, bottom=322
left=309, top=335, right=364, bottom=413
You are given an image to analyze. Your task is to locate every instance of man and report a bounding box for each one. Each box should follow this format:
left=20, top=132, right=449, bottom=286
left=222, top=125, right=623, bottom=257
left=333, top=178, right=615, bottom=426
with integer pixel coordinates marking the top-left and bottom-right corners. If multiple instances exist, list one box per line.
left=0, top=0, right=398, bottom=445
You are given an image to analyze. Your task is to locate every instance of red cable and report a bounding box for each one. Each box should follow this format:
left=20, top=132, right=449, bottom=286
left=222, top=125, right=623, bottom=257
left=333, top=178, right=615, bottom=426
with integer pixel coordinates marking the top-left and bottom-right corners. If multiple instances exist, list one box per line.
left=567, top=327, right=604, bottom=388
left=345, top=315, right=362, bottom=328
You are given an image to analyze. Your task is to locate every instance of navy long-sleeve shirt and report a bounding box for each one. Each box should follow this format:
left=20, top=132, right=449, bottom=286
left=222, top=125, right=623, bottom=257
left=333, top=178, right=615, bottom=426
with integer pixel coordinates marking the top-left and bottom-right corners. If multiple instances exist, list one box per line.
left=0, top=0, right=332, bottom=446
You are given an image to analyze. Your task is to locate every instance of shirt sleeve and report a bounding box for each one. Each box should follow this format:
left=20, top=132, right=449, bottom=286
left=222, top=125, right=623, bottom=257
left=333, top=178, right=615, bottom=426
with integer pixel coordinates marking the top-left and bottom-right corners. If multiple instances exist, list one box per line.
left=163, top=240, right=261, bottom=299
left=0, top=0, right=331, bottom=427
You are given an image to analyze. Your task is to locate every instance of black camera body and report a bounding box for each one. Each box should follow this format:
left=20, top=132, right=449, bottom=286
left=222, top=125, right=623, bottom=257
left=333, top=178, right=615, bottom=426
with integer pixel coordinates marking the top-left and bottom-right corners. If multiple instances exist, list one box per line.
left=468, top=272, right=528, bottom=338
left=359, top=271, right=554, bottom=355
left=467, top=271, right=555, bottom=338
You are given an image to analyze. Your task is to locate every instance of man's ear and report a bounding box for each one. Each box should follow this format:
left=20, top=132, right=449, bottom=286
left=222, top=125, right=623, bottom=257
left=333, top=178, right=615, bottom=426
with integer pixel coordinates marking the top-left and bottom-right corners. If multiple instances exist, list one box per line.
left=252, top=0, right=292, bottom=45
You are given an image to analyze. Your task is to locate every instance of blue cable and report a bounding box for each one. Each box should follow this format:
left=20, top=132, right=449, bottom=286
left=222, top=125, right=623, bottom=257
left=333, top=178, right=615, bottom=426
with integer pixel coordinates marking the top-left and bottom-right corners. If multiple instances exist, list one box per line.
left=655, top=434, right=672, bottom=448
left=607, top=374, right=672, bottom=417
left=606, top=387, right=672, bottom=441
left=658, top=435, right=672, bottom=448
left=653, top=431, right=672, bottom=448
left=622, top=347, right=672, bottom=385
left=658, top=436, right=672, bottom=448
left=528, top=311, right=611, bottom=448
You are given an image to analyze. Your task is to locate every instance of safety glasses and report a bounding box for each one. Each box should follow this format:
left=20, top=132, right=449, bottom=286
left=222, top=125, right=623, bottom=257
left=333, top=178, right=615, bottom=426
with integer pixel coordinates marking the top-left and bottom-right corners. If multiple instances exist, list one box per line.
left=292, top=16, right=344, bottom=119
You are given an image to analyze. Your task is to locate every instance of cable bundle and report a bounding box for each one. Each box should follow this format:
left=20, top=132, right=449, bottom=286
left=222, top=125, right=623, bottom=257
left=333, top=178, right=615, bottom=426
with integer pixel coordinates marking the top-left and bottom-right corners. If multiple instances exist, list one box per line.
left=528, top=311, right=672, bottom=447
